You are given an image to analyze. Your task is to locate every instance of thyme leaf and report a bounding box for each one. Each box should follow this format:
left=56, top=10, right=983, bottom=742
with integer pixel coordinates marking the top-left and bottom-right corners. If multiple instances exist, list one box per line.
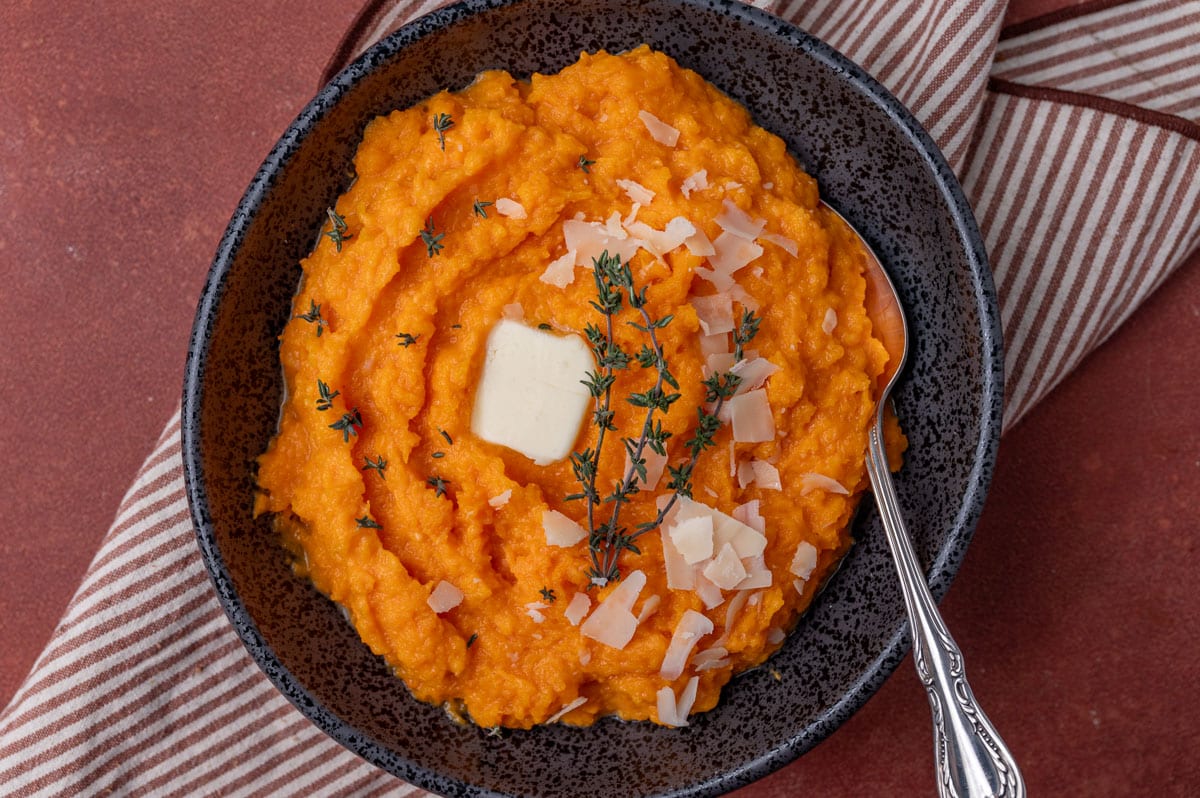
left=329, top=408, right=363, bottom=442
left=395, top=332, right=420, bottom=348
left=472, top=199, right=493, bottom=218
left=356, top=515, right=382, bottom=529
left=432, top=112, right=454, bottom=150
left=420, top=216, right=444, bottom=258
left=316, top=379, right=339, bottom=411
left=426, top=475, right=449, bottom=498
left=578, top=154, right=596, bottom=173
left=362, top=454, right=387, bottom=479
left=539, top=586, right=557, bottom=603
left=322, top=208, right=352, bottom=252
left=295, top=299, right=327, bottom=337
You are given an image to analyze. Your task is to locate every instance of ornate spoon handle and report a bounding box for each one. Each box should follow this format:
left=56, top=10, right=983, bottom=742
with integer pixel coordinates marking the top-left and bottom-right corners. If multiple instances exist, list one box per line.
left=866, top=425, right=1025, bottom=798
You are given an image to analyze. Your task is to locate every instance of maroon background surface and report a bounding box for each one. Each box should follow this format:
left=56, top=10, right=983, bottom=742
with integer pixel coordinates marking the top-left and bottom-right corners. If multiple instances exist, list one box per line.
left=1, top=0, right=1197, bottom=795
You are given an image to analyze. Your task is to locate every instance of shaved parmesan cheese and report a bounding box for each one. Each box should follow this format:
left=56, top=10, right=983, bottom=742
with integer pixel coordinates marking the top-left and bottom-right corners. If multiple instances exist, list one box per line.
left=580, top=569, right=647, bottom=649
left=671, top=496, right=766, bottom=559
left=709, top=231, right=764, bottom=274
left=680, top=169, right=709, bottom=198
left=495, top=197, right=526, bottom=219
left=691, top=293, right=734, bottom=335
left=732, top=500, right=765, bottom=533
left=579, top=650, right=592, bottom=665
left=684, top=226, right=716, bottom=257
left=703, top=542, right=748, bottom=590
left=727, top=388, right=775, bottom=443
left=675, top=676, right=700, bottom=722
left=800, top=473, right=850, bottom=496
left=540, top=250, right=577, bottom=288
left=693, top=264, right=735, bottom=292
left=502, top=302, right=524, bottom=320
left=759, top=231, right=799, bottom=256
left=616, top=178, right=655, bottom=205
left=704, top=352, right=736, bottom=379
left=822, top=308, right=838, bottom=334
left=563, top=218, right=642, bottom=268
left=750, top=460, right=782, bottom=491
left=790, top=541, right=819, bottom=580
left=794, top=579, right=807, bottom=596
left=638, top=110, right=680, bottom=146
left=488, top=489, right=512, bottom=509
left=694, top=572, right=726, bottom=609
left=734, top=555, right=772, bottom=590
left=660, top=526, right=696, bottom=591
left=767, top=627, right=786, bottom=645
left=669, top=514, right=715, bottom=564
left=543, top=509, right=587, bottom=547
left=604, top=211, right=627, bottom=239
left=623, top=202, right=641, bottom=226
left=727, top=283, right=760, bottom=313
left=729, top=357, right=781, bottom=395
left=637, top=594, right=662, bottom=624
left=656, top=687, right=680, bottom=727
left=714, top=199, right=766, bottom=240
left=564, top=592, right=591, bottom=626
left=546, top=696, right=588, bottom=724
left=737, top=460, right=755, bottom=490
left=699, top=332, right=731, bottom=358
left=692, top=646, right=729, bottom=671
left=427, top=581, right=463, bottom=614
left=625, top=448, right=668, bottom=490
left=525, top=601, right=548, bottom=623
left=660, top=609, right=715, bottom=680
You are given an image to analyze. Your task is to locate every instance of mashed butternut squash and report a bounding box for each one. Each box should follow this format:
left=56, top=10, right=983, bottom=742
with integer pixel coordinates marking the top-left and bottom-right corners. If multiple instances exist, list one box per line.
left=255, top=46, right=901, bottom=729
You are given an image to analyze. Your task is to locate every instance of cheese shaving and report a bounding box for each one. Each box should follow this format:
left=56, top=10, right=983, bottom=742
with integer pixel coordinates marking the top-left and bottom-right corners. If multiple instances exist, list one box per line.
left=564, top=592, right=591, bottom=626
left=427, top=581, right=463, bottom=614
left=759, top=231, right=799, bottom=256
left=539, top=250, right=577, bottom=288
left=750, top=460, right=782, bottom=490
left=638, top=110, right=680, bottom=146
left=800, top=472, right=850, bottom=495
left=616, top=178, right=655, bottom=204
left=487, top=489, right=512, bottom=509
left=822, top=307, right=838, bottom=334
left=714, top=199, right=766, bottom=240
left=680, top=169, right=708, bottom=198
left=543, top=509, right=588, bottom=547
left=660, top=609, right=714, bottom=680
left=790, top=541, right=819, bottom=580
left=494, top=197, right=527, bottom=219
left=727, top=388, right=775, bottom=442
left=580, top=569, right=647, bottom=649
left=691, top=293, right=735, bottom=335
left=546, top=696, right=588, bottom=724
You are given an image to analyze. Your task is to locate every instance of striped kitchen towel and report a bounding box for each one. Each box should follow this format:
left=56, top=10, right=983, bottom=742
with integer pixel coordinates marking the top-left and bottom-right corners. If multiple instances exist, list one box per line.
left=2, top=0, right=1197, bottom=794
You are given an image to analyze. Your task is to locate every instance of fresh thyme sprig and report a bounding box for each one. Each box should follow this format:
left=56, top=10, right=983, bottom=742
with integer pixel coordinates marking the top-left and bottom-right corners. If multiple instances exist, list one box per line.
left=578, top=154, right=596, bottom=173
left=420, top=216, right=444, bottom=258
left=427, top=475, right=449, bottom=498
left=329, top=408, right=363, bottom=442
left=322, top=208, right=352, bottom=252
left=315, top=379, right=339, bottom=411
left=567, top=255, right=762, bottom=585
left=395, top=332, right=420, bottom=348
left=539, top=587, right=557, bottom=603
left=432, top=112, right=454, bottom=150
left=362, top=455, right=387, bottom=479
left=295, top=299, right=328, bottom=337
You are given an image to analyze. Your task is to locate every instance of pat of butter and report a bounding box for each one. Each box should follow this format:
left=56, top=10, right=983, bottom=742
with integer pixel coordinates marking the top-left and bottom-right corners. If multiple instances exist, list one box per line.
left=470, top=319, right=593, bottom=465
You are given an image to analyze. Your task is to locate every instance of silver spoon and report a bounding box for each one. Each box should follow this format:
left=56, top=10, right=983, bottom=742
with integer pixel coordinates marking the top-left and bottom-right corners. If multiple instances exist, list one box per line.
left=824, top=203, right=1025, bottom=798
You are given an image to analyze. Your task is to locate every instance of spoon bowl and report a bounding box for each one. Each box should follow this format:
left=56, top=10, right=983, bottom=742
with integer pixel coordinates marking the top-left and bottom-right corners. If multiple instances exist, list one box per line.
left=825, top=202, right=1025, bottom=798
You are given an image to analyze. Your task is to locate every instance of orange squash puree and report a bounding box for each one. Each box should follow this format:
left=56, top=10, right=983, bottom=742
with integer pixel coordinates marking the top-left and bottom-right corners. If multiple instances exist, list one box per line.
left=254, top=46, right=902, bottom=729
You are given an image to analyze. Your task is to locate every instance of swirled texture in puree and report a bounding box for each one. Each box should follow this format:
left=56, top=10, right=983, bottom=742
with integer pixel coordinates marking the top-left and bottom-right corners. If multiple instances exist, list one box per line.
left=255, top=46, right=901, bottom=729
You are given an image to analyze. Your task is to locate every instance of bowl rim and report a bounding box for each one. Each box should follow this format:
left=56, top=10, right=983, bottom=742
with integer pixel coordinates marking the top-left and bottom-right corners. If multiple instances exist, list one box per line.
left=182, top=0, right=1004, bottom=794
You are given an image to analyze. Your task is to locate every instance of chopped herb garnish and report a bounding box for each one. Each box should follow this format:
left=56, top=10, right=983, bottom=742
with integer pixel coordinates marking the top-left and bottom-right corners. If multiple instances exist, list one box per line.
left=316, top=379, right=339, bottom=411
left=539, top=586, right=557, bottom=603
left=567, top=251, right=760, bottom=585
left=362, top=454, right=387, bottom=479
left=329, top=408, right=363, bottom=442
left=432, top=112, right=454, bottom=150
left=322, top=208, right=353, bottom=252
left=356, top=515, right=382, bottom=529
left=420, top=216, right=444, bottom=258
left=472, top=199, right=493, bottom=218
left=426, top=475, right=449, bottom=498
left=432, top=451, right=445, bottom=459
left=295, top=299, right=327, bottom=337
left=439, top=428, right=453, bottom=446
left=538, top=322, right=552, bottom=330
left=395, top=332, right=420, bottom=348
left=466, top=633, right=477, bottom=649
left=578, top=154, right=596, bottom=173
left=451, top=323, right=463, bottom=330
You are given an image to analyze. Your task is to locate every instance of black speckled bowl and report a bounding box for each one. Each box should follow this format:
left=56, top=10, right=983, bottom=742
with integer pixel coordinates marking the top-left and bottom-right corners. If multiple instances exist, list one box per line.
left=182, top=1, right=1002, bottom=795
